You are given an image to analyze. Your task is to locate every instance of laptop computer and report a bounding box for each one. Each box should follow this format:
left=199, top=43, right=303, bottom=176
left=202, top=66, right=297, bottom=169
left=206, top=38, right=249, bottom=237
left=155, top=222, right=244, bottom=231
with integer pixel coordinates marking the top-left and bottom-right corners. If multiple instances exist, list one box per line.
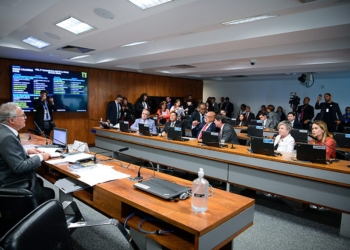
left=37, top=127, right=67, bottom=148
left=228, top=118, right=237, bottom=126
left=134, top=178, right=191, bottom=200
left=290, top=129, right=309, bottom=143
left=250, top=137, right=276, bottom=156
left=296, top=143, right=327, bottom=164
left=202, top=131, right=228, bottom=148
left=119, top=121, right=130, bottom=132
left=247, top=125, right=264, bottom=138
left=138, top=123, right=157, bottom=136
left=333, top=132, right=350, bottom=148
left=167, top=127, right=189, bottom=141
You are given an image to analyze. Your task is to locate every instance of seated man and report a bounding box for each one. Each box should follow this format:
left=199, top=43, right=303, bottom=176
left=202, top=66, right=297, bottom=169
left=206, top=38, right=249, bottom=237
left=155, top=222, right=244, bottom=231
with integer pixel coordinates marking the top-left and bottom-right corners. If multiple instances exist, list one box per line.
left=0, top=102, right=54, bottom=204
left=195, top=111, right=217, bottom=140
left=214, top=115, right=239, bottom=144
left=189, top=103, right=207, bottom=137
left=161, top=111, right=182, bottom=137
left=287, top=112, right=302, bottom=129
left=259, top=112, right=275, bottom=130
left=130, top=109, right=157, bottom=134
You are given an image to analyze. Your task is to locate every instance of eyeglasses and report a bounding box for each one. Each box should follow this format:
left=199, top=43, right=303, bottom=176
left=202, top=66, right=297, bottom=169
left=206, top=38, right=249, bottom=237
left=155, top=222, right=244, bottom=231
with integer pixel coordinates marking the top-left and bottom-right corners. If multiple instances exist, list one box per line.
left=142, top=113, right=149, bottom=116
left=13, top=114, right=27, bottom=119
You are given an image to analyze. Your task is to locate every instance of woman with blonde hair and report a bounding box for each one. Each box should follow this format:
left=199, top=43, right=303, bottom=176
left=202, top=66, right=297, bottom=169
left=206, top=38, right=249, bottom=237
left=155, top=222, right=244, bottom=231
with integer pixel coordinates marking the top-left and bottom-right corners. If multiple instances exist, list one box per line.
left=274, top=120, right=295, bottom=153
left=309, top=120, right=336, bottom=159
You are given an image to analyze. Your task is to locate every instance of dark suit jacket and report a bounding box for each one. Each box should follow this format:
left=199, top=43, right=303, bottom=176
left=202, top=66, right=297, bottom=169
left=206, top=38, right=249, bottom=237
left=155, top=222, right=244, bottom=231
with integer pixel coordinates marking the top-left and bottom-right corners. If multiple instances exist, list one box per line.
left=221, top=123, right=239, bottom=144
left=0, top=125, right=44, bottom=202
left=243, top=112, right=255, bottom=125
left=163, top=120, right=182, bottom=134
left=33, top=98, right=57, bottom=126
left=292, top=121, right=303, bottom=129
left=193, top=122, right=217, bottom=138
left=135, top=101, right=149, bottom=118
left=315, top=101, right=342, bottom=122
left=297, top=104, right=314, bottom=122
left=106, top=101, right=122, bottom=125
left=188, top=110, right=205, bottom=129
left=222, top=102, right=234, bottom=117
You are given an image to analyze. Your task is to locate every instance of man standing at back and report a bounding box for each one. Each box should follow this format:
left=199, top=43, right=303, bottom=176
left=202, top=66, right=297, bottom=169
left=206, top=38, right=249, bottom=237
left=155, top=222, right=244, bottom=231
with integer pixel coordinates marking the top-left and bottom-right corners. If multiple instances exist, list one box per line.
left=222, top=97, right=234, bottom=118
left=33, top=90, right=57, bottom=137
left=315, top=93, right=342, bottom=132
left=0, top=102, right=54, bottom=204
left=106, top=95, right=123, bottom=126
left=297, top=97, right=314, bottom=130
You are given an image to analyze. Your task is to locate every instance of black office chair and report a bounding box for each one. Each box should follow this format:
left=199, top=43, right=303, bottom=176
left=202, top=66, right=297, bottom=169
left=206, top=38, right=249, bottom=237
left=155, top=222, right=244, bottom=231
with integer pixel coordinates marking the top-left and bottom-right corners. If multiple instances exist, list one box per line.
left=0, top=200, right=73, bottom=250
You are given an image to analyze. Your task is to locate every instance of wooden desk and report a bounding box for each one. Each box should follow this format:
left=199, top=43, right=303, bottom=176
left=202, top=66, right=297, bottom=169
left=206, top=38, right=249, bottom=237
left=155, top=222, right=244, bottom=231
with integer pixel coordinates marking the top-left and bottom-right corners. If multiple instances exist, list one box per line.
left=92, top=128, right=350, bottom=238
left=23, top=134, right=254, bottom=249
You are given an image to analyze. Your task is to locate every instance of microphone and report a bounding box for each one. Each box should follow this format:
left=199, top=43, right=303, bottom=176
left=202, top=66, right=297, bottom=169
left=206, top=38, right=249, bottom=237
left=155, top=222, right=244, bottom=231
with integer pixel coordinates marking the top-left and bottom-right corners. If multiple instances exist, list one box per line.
left=33, top=121, right=48, bottom=145
left=307, top=135, right=348, bottom=161
left=135, top=160, right=154, bottom=181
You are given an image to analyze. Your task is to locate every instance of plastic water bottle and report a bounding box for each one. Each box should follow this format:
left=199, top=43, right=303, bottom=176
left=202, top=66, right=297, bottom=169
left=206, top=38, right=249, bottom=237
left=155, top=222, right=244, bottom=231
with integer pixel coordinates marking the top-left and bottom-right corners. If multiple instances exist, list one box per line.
left=191, top=168, right=209, bottom=212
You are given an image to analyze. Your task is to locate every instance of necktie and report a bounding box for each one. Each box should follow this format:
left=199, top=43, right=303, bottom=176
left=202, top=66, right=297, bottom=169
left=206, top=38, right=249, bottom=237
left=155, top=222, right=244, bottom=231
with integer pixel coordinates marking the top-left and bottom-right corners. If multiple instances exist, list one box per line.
left=198, top=123, right=208, bottom=139
left=171, top=122, right=174, bottom=127
left=246, top=113, right=249, bottom=120
left=143, top=102, right=146, bottom=109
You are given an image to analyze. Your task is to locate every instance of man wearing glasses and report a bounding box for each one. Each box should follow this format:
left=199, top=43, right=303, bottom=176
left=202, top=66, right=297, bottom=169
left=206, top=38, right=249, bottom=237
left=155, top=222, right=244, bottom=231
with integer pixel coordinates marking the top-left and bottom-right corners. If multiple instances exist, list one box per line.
left=130, top=109, right=157, bottom=134
left=0, top=102, right=54, bottom=204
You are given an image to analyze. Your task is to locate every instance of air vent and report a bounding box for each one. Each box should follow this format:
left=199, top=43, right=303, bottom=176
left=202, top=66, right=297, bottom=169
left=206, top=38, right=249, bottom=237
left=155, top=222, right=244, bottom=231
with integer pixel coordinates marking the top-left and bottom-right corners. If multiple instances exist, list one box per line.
left=57, top=45, right=95, bottom=53
left=170, top=64, right=196, bottom=69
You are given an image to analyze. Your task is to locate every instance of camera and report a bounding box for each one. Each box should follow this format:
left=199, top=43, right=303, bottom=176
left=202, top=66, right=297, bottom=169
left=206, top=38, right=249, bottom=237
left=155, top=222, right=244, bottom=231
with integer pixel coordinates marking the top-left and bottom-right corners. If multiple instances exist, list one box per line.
left=250, top=60, right=256, bottom=66
left=289, top=92, right=300, bottom=111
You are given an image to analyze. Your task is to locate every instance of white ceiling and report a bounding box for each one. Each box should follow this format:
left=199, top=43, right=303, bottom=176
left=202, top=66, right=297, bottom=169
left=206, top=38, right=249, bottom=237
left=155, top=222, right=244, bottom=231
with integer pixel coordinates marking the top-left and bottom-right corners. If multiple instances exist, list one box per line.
left=0, top=0, right=350, bottom=81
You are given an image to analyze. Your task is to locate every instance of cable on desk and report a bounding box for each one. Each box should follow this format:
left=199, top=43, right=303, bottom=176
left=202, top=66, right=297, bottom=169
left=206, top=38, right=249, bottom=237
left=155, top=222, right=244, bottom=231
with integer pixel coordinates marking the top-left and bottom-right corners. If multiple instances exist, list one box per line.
left=138, top=218, right=173, bottom=235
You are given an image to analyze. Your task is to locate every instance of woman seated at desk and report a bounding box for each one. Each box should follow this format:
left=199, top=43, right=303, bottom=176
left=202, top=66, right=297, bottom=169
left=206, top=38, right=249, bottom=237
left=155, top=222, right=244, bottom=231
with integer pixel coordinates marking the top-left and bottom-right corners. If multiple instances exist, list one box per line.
left=237, top=114, right=247, bottom=127
left=309, top=120, right=336, bottom=159
left=274, top=120, right=295, bottom=153
left=156, top=101, right=170, bottom=124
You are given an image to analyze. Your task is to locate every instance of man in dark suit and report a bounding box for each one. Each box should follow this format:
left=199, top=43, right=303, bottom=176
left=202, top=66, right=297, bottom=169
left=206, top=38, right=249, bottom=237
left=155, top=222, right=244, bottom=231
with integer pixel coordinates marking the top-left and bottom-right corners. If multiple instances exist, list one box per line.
left=214, top=115, right=239, bottom=144
left=244, top=106, right=255, bottom=125
left=33, top=90, right=57, bottom=137
left=189, top=103, right=207, bottom=137
left=315, top=93, right=342, bottom=132
left=106, top=95, right=123, bottom=126
left=195, top=111, right=217, bottom=140
left=222, top=97, right=234, bottom=118
left=287, top=112, right=302, bottom=129
left=0, top=102, right=54, bottom=204
left=259, top=112, right=274, bottom=129
left=297, top=97, right=314, bottom=130
left=161, top=111, right=183, bottom=137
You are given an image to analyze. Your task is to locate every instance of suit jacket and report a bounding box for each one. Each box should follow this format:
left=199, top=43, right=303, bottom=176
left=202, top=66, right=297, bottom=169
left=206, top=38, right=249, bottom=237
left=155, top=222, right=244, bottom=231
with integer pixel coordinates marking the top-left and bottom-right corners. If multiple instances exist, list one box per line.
left=0, top=124, right=44, bottom=201
left=188, top=111, right=206, bottom=129
left=135, top=101, right=149, bottom=118
left=222, top=102, right=234, bottom=117
left=220, top=123, right=239, bottom=144
left=244, top=112, right=255, bottom=125
left=315, top=101, right=342, bottom=122
left=212, top=102, right=220, bottom=114
left=267, top=111, right=279, bottom=128
left=130, top=118, right=157, bottom=133
left=291, top=120, right=303, bottom=129
left=106, top=101, right=122, bottom=125
left=263, top=118, right=275, bottom=129
left=297, top=104, right=314, bottom=122
left=194, top=122, right=217, bottom=138
left=122, top=103, right=135, bottom=123
left=163, top=120, right=182, bottom=134
left=33, top=98, right=57, bottom=126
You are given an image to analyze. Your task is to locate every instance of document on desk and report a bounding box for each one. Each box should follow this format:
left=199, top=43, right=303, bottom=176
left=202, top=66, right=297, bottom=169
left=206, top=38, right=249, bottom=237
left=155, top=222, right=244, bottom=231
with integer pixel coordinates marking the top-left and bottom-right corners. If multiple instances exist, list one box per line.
left=22, top=145, right=61, bottom=158
left=46, top=153, right=94, bottom=164
left=76, top=164, right=130, bottom=186
left=54, top=177, right=90, bottom=194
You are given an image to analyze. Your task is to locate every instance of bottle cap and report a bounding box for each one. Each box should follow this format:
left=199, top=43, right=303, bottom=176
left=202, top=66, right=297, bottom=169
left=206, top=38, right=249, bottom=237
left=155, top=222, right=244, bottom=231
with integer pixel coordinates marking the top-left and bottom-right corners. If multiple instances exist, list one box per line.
left=198, top=168, right=204, bottom=178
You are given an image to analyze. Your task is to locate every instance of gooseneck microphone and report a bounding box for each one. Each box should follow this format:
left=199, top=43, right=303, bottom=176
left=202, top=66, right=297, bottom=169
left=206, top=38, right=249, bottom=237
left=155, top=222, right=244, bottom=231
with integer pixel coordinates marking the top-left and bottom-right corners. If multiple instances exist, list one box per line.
left=307, top=134, right=348, bottom=160
left=135, top=160, right=154, bottom=181
left=33, top=121, right=48, bottom=145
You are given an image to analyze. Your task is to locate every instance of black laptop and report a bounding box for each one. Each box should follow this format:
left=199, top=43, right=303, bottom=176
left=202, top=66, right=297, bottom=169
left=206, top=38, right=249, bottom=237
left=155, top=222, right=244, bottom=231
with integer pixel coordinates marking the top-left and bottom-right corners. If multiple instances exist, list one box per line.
left=134, top=178, right=191, bottom=200
left=247, top=125, right=264, bottom=138
left=167, top=127, right=189, bottom=141
left=333, top=132, right=350, bottom=148
left=228, top=118, right=237, bottom=126
left=119, top=121, right=130, bottom=132
left=249, top=119, right=262, bottom=126
left=138, top=123, right=157, bottom=136
left=296, top=143, right=326, bottom=164
left=37, top=127, right=67, bottom=148
left=290, top=129, right=309, bottom=143
left=202, top=131, right=227, bottom=148
left=250, top=137, right=275, bottom=156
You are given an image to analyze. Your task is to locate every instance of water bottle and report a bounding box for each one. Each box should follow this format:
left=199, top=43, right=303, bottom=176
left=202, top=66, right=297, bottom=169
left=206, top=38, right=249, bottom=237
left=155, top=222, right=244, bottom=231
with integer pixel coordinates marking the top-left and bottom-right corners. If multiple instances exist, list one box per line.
left=99, top=118, right=103, bottom=128
left=191, top=168, right=209, bottom=212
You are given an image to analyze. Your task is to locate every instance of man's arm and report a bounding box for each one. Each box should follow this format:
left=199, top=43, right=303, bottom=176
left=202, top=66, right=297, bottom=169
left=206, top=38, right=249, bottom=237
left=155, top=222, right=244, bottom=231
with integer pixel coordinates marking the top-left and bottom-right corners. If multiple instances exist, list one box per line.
left=130, top=119, right=139, bottom=131
left=149, top=120, right=158, bottom=133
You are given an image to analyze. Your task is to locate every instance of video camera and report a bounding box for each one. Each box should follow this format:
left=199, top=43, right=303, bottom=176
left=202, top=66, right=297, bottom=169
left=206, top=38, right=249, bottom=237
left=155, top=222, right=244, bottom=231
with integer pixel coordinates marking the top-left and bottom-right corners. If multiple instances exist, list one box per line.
left=289, top=92, right=300, bottom=110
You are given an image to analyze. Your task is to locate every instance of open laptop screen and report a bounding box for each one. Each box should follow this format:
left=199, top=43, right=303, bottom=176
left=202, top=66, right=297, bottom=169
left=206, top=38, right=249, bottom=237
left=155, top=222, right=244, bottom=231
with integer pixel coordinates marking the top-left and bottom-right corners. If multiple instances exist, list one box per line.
left=138, top=123, right=151, bottom=136
left=52, top=127, right=67, bottom=147
left=250, top=137, right=275, bottom=156
left=296, top=143, right=326, bottom=164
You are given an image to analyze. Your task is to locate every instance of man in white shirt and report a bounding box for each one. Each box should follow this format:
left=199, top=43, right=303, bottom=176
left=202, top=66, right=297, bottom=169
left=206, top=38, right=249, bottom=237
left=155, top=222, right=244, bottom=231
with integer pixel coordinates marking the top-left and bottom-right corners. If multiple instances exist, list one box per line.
left=130, top=109, right=157, bottom=134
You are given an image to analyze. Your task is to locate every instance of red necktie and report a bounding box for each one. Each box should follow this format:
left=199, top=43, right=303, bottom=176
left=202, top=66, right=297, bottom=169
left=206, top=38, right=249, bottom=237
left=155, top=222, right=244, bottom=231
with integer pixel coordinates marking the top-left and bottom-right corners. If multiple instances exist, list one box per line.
left=198, top=123, right=208, bottom=139
left=246, top=113, right=249, bottom=120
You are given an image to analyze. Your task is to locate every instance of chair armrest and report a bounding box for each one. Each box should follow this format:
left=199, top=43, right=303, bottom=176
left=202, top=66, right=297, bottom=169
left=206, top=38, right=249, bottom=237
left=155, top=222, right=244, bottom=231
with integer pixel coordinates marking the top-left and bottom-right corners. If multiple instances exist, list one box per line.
left=0, top=179, right=31, bottom=189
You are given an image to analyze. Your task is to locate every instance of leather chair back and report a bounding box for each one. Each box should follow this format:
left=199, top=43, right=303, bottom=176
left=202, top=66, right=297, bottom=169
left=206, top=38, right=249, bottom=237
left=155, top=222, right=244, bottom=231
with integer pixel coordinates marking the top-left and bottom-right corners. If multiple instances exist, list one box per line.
left=0, top=200, right=72, bottom=250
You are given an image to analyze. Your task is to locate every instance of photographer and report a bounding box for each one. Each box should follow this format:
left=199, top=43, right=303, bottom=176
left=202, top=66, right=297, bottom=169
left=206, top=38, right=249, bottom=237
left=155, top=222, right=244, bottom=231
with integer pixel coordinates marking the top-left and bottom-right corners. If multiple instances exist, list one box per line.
left=33, top=90, right=57, bottom=136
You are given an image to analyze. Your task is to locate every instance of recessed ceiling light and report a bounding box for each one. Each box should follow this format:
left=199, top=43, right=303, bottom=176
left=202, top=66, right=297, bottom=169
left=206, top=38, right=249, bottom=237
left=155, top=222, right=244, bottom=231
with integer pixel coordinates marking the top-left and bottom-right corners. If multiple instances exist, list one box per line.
left=55, top=17, right=95, bottom=35
left=222, top=15, right=278, bottom=25
left=121, top=41, right=150, bottom=47
left=23, top=36, right=50, bottom=49
left=128, top=0, right=172, bottom=9
left=70, top=55, right=90, bottom=60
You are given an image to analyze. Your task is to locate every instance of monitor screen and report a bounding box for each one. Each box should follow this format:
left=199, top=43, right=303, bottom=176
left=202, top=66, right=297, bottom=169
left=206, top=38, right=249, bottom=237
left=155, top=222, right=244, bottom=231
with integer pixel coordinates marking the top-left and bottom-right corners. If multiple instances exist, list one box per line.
left=333, top=132, right=350, bottom=148
left=11, top=65, right=88, bottom=112
left=290, top=129, right=309, bottom=143
left=247, top=125, right=263, bottom=137
left=52, top=127, right=67, bottom=147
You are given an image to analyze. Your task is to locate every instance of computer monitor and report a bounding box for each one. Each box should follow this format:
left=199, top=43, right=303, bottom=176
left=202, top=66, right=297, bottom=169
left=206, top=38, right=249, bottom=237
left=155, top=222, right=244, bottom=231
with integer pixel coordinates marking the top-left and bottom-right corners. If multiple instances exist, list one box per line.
left=138, top=123, right=151, bottom=136
left=119, top=121, right=130, bottom=132
left=343, top=127, right=350, bottom=134
left=296, top=143, right=326, bottom=164
left=167, top=127, right=182, bottom=141
left=250, top=137, right=275, bottom=156
left=201, top=131, right=227, bottom=147
left=228, top=118, right=237, bottom=126
left=290, top=129, right=309, bottom=143
left=249, top=119, right=262, bottom=126
left=247, top=125, right=263, bottom=137
left=333, top=132, right=350, bottom=148
left=52, top=127, right=67, bottom=147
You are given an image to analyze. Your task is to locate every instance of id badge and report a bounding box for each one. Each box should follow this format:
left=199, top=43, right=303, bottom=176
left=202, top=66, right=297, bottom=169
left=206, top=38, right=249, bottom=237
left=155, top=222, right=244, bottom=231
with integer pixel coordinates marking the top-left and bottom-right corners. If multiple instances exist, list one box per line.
left=326, top=108, right=329, bottom=112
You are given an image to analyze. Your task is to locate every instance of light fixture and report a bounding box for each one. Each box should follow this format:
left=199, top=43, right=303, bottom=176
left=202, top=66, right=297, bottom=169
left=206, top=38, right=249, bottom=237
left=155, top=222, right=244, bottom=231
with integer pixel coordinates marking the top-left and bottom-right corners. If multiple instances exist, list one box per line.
left=55, top=17, right=95, bottom=35
left=222, top=15, right=278, bottom=25
left=121, top=41, right=150, bottom=47
left=128, top=0, right=172, bottom=9
left=69, top=55, right=90, bottom=60
left=23, top=36, right=50, bottom=49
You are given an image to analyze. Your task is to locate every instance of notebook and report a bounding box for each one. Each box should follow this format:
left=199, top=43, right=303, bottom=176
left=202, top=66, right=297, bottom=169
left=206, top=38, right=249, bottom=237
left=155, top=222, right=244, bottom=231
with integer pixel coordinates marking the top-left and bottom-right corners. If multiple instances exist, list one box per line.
left=134, top=178, right=191, bottom=200
left=37, top=127, right=67, bottom=148
left=296, top=143, right=326, bottom=164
